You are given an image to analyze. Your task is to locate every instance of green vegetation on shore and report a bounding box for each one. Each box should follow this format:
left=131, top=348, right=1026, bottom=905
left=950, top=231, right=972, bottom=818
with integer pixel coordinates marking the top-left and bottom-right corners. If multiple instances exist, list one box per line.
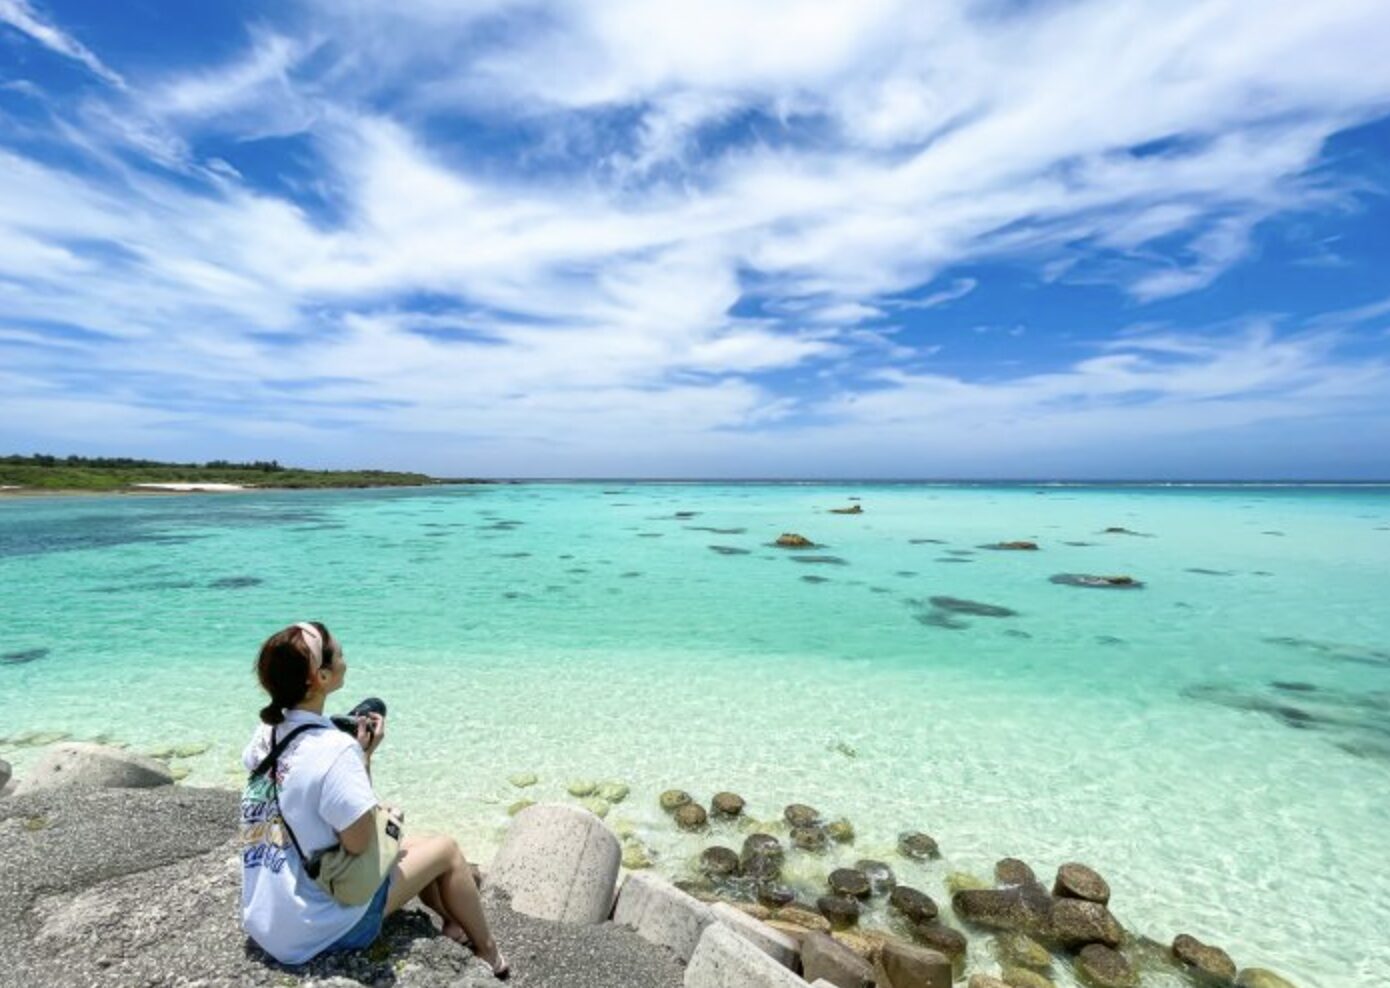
left=0, top=455, right=441, bottom=491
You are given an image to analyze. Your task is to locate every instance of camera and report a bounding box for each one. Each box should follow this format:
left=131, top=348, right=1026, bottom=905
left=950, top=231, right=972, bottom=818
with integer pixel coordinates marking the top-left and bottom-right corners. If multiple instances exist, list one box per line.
left=330, top=697, right=387, bottom=737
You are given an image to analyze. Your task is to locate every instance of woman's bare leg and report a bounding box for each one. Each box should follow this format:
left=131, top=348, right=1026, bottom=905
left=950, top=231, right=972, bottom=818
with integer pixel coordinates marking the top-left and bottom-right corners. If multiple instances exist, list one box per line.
left=387, top=835, right=502, bottom=970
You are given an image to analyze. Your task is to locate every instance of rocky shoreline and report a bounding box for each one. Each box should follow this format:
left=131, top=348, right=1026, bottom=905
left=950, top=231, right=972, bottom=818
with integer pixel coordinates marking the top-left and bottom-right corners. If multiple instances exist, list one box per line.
left=0, top=746, right=1307, bottom=988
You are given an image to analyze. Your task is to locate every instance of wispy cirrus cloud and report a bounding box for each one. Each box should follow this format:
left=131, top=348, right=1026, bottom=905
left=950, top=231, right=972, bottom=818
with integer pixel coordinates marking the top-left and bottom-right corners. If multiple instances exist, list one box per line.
left=0, top=0, right=124, bottom=88
left=1, top=0, right=1389, bottom=475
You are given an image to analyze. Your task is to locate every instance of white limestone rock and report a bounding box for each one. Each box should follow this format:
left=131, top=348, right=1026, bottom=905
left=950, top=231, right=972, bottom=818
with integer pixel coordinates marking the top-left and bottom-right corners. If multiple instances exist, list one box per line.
left=685, top=922, right=808, bottom=988
left=709, top=901, right=800, bottom=969
left=614, top=872, right=714, bottom=962
left=487, top=802, right=620, bottom=925
left=16, top=743, right=173, bottom=793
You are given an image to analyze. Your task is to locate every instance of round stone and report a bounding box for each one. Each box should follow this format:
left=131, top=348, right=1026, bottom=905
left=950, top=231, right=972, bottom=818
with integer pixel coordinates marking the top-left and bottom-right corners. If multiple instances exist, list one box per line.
left=567, top=780, right=597, bottom=797
left=711, top=791, right=746, bottom=817
left=790, top=825, right=828, bottom=852
left=700, top=845, right=740, bottom=877
left=741, top=850, right=782, bottom=880
left=660, top=789, right=692, bottom=811
left=816, top=894, right=861, bottom=929
left=995, top=857, right=1037, bottom=886
left=898, top=831, right=941, bottom=860
left=784, top=803, right=821, bottom=827
left=1053, top=862, right=1110, bottom=905
left=507, top=772, right=538, bottom=788
left=506, top=799, right=534, bottom=816
left=674, top=802, right=708, bottom=831
left=1172, top=934, right=1237, bottom=983
left=828, top=868, right=871, bottom=899
left=855, top=859, right=896, bottom=896
left=914, top=920, right=968, bottom=959
left=1076, top=944, right=1137, bottom=988
left=742, top=833, right=783, bottom=858
left=756, top=881, right=797, bottom=908
left=1235, top=970, right=1299, bottom=988
left=889, top=885, right=939, bottom=923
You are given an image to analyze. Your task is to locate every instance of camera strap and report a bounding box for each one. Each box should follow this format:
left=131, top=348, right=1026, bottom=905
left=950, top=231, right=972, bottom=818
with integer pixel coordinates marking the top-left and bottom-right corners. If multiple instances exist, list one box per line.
left=251, top=722, right=327, bottom=878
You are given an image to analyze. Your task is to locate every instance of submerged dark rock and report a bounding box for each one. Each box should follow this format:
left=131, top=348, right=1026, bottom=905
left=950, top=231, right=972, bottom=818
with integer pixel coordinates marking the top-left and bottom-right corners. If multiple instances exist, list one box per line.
left=995, top=858, right=1037, bottom=887
left=981, top=541, right=1039, bottom=551
left=1263, top=635, right=1390, bottom=667
left=1053, top=863, right=1110, bottom=905
left=828, top=868, right=871, bottom=899
left=791, top=826, right=828, bottom=852
left=699, top=846, right=740, bottom=878
left=816, top=895, right=860, bottom=929
left=208, top=576, right=263, bottom=589
left=790, top=555, right=848, bottom=565
left=1077, top=944, right=1137, bottom=987
left=855, top=860, right=896, bottom=896
left=929, top=596, right=1018, bottom=618
left=898, top=831, right=940, bottom=860
left=889, top=885, right=938, bottom=923
left=1049, top=573, right=1144, bottom=589
left=909, top=538, right=947, bottom=544
left=1, top=647, right=50, bottom=666
left=709, top=545, right=750, bottom=556
left=1172, top=933, right=1237, bottom=984
left=916, top=611, right=968, bottom=630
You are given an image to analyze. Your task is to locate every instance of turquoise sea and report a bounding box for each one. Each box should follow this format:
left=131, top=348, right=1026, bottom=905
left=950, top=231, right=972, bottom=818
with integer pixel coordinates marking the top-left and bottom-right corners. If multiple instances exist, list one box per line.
left=2, top=483, right=1387, bottom=987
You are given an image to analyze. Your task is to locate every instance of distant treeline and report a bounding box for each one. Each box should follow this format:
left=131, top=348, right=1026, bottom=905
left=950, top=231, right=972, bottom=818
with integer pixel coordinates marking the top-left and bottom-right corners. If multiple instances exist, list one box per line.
left=4, top=455, right=287, bottom=471
left=0, top=454, right=441, bottom=490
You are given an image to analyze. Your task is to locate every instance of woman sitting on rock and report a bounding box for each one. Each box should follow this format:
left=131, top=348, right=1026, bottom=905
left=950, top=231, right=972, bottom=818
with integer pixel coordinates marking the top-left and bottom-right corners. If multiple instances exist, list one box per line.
left=240, top=621, right=508, bottom=977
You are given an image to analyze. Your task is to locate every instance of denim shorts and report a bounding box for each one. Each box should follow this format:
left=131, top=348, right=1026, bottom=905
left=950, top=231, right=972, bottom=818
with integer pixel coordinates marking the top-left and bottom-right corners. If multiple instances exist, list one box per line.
left=327, top=877, right=391, bottom=952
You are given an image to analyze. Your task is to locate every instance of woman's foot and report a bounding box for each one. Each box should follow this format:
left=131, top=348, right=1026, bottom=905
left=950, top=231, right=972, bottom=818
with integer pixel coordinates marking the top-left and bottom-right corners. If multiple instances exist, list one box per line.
left=478, top=946, right=510, bottom=981
left=441, top=921, right=470, bottom=946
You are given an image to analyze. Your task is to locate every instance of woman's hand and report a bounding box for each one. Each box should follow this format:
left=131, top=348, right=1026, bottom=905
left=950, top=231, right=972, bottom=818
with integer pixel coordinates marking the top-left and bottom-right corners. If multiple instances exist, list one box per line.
left=356, top=712, right=386, bottom=755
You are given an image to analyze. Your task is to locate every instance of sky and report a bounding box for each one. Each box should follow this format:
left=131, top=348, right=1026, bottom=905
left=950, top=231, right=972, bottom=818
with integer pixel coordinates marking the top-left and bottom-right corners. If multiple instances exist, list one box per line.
left=2, top=1, right=1390, bottom=479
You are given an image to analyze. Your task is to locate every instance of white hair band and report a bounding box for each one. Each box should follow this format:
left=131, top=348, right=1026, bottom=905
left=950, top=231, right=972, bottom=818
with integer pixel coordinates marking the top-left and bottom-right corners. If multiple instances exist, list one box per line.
left=293, top=622, right=324, bottom=667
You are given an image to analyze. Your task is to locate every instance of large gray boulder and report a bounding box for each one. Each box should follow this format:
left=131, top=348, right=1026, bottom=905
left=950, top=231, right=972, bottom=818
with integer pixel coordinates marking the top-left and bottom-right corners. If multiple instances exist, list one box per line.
left=487, top=802, right=620, bottom=925
left=684, top=922, right=806, bottom=988
left=0, top=757, right=11, bottom=793
left=16, top=743, right=173, bottom=793
left=613, top=872, right=713, bottom=962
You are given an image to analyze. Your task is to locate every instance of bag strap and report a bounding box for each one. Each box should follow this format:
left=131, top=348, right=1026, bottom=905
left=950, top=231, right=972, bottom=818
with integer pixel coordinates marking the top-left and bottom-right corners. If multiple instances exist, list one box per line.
left=254, top=722, right=326, bottom=875
left=251, top=722, right=322, bottom=778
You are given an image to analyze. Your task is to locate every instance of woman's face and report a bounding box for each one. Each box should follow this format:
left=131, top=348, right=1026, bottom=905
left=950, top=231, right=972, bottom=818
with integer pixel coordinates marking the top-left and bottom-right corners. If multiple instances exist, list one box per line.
left=310, top=641, right=347, bottom=698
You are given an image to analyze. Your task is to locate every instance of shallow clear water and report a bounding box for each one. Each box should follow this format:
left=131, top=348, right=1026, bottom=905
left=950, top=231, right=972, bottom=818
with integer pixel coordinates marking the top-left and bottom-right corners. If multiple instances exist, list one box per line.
left=2, top=483, right=1387, bottom=987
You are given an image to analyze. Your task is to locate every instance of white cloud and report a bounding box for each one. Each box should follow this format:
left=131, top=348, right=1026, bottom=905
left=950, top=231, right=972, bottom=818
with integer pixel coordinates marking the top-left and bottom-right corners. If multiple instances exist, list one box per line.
left=0, top=0, right=124, bottom=88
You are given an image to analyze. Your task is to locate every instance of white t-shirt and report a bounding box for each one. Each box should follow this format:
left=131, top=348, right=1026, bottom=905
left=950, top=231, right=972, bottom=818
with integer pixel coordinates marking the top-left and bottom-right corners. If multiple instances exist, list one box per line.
left=239, top=709, right=379, bottom=964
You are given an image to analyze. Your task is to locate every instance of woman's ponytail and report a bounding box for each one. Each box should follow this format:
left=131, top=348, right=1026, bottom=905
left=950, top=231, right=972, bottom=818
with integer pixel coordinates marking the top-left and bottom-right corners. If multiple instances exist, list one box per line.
left=255, top=625, right=322, bottom=722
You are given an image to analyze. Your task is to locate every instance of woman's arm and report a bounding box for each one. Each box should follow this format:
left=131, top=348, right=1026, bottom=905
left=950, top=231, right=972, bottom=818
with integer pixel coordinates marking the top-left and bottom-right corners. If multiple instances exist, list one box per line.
left=338, top=807, right=376, bottom=854
left=336, top=713, right=387, bottom=854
